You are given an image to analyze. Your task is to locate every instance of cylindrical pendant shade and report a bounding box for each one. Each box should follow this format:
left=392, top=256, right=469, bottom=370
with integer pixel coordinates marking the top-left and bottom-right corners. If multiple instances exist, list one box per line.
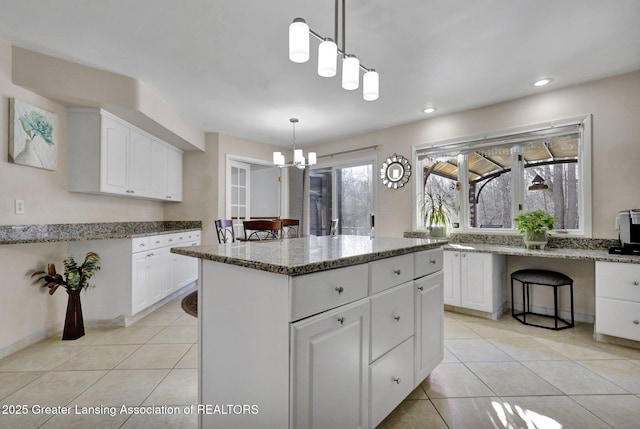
left=294, top=149, right=304, bottom=164
left=318, top=38, right=337, bottom=77
left=308, top=152, right=317, bottom=165
left=289, top=18, right=309, bottom=63
left=363, top=69, right=379, bottom=101
left=342, top=55, right=360, bottom=90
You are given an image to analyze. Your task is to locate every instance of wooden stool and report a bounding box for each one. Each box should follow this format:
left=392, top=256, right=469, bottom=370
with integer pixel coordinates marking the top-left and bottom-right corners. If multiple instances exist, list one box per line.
left=511, top=269, right=574, bottom=330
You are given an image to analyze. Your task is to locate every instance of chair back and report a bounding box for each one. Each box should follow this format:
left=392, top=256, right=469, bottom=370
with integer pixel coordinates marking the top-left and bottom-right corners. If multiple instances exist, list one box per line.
left=281, top=219, right=300, bottom=238
left=215, top=219, right=235, bottom=243
left=243, top=220, right=283, bottom=241
left=330, top=219, right=339, bottom=236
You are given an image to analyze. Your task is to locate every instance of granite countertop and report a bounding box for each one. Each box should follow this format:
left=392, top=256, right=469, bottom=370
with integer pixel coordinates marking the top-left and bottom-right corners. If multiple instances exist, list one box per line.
left=444, top=243, right=640, bottom=264
left=171, top=235, right=447, bottom=276
left=0, top=221, right=202, bottom=245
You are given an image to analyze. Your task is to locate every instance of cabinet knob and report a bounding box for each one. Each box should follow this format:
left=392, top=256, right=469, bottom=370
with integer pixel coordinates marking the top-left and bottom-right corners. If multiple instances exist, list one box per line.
left=139, top=243, right=145, bottom=247
left=462, top=253, right=467, bottom=258
left=393, top=315, right=401, bottom=322
left=337, top=317, right=345, bottom=325
left=393, top=269, right=402, bottom=275
left=430, top=260, right=437, bottom=264
left=392, top=377, right=401, bottom=384
left=417, top=286, right=424, bottom=291
left=335, top=286, right=344, bottom=294
left=633, top=281, right=639, bottom=286
left=633, top=320, right=639, bottom=325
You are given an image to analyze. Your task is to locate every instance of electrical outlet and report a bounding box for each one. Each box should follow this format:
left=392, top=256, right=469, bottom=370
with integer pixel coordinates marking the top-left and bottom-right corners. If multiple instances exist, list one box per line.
left=15, top=199, right=25, bottom=215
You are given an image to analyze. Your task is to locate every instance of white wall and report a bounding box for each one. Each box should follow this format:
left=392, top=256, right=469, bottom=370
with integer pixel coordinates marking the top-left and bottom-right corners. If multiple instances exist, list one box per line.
left=307, top=70, right=640, bottom=239
left=0, top=40, right=172, bottom=356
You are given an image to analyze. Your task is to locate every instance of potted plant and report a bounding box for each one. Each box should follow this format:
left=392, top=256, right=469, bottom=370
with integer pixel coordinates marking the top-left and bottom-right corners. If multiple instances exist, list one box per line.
left=422, top=190, right=451, bottom=238
left=32, top=252, right=101, bottom=340
left=514, top=210, right=557, bottom=249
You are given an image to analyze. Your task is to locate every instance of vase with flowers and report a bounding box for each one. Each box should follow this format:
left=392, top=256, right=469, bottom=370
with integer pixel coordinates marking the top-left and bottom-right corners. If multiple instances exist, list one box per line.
left=32, top=252, right=101, bottom=340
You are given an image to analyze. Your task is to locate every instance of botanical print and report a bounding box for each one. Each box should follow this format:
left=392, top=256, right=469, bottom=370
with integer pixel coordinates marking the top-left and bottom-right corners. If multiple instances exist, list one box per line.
left=9, top=98, right=58, bottom=170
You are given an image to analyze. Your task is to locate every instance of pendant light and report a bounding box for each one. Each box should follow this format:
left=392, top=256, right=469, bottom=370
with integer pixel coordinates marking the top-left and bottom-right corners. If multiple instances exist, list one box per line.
left=273, top=118, right=317, bottom=169
left=288, top=0, right=379, bottom=101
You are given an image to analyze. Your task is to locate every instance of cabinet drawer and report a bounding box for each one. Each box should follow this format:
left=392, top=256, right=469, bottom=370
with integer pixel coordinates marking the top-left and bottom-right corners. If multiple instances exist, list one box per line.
left=596, top=262, right=640, bottom=302
left=370, top=254, right=414, bottom=294
left=370, top=282, right=414, bottom=362
left=369, top=337, right=414, bottom=428
left=132, top=236, right=150, bottom=253
left=414, top=248, right=443, bottom=278
left=184, top=230, right=201, bottom=241
left=596, top=297, right=640, bottom=341
left=291, top=264, right=369, bottom=321
left=149, top=235, right=165, bottom=249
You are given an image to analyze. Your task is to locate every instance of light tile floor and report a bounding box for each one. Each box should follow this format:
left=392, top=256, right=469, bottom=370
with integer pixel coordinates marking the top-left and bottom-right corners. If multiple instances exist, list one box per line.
left=2, top=298, right=640, bottom=428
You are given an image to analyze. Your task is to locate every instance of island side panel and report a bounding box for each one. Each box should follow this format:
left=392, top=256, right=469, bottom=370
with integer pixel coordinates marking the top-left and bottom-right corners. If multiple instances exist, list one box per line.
left=199, top=260, right=290, bottom=429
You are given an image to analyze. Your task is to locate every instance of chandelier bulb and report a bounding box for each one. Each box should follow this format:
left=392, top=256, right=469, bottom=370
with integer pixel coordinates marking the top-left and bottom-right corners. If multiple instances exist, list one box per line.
left=363, top=69, right=379, bottom=101
left=318, top=38, right=337, bottom=77
left=342, top=54, right=360, bottom=90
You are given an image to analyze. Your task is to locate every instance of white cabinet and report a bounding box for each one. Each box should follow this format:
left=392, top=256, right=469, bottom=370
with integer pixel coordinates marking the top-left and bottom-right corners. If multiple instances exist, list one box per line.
left=291, top=299, right=370, bottom=429
left=69, top=108, right=183, bottom=202
left=443, top=250, right=505, bottom=317
left=198, top=247, right=444, bottom=429
left=415, top=272, right=444, bottom=384
left=596, top=261, right=640, bottom=341
left=69, top=230, right=200, bottom=325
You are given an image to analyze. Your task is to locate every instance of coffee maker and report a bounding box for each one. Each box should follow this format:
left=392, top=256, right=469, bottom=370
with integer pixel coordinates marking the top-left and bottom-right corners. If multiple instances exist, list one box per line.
left=610, top=210, right=640, bottom=255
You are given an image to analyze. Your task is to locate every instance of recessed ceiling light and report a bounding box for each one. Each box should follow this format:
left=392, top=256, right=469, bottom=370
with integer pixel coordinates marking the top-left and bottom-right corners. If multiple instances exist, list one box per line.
left=533, top=78, right=553, bottom=87
left=422, top=106, right=437, bottom=114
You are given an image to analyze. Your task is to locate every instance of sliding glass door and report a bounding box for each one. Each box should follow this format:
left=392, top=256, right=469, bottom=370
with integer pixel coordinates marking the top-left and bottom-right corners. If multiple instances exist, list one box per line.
left=310, top=159, right=375, bottom=236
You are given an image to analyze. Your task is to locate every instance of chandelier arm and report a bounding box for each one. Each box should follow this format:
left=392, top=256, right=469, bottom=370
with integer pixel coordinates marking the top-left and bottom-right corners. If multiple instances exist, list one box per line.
left=309, top=28, right=372, bottom=72
left=341, top=0, right=346, bottom=53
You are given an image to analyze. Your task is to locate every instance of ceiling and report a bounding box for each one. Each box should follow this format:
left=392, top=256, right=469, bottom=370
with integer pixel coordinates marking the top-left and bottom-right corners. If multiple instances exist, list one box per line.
left=1, top=0, right=639, bottom=148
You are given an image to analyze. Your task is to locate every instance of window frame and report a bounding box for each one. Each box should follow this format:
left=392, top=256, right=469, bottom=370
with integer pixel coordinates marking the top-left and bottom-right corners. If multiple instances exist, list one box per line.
left=412, top=115, right=592, bottom=237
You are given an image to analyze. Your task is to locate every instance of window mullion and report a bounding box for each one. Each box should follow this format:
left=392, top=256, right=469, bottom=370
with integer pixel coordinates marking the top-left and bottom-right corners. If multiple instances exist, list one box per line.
left=511, top=147, right=524, bottom=225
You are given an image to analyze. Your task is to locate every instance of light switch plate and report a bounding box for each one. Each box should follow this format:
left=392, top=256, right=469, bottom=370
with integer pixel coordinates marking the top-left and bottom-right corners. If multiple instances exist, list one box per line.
left=15, top=199, right=25, bottom=215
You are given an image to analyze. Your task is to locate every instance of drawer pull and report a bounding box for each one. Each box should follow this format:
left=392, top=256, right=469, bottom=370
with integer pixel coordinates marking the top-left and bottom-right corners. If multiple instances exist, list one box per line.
left=139, top=243, right=145, bottom=247
left=392, top=377, right=401, bottom=384
left=393, top=269, right=401, bottom=275
left=633, top=320, right=639, bottom=325
left=337, top=317, right=345, bottom=325
left=335, top=286, right=344, bottom=294
left=633, top=281, right=639, bottom=286
left=393, top=315, right=401, bottom=322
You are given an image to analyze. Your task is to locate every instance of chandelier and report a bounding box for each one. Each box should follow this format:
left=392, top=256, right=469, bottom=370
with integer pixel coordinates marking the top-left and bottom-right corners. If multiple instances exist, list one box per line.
left=289, top=0, right=379, bottom=101
left=273, top=118, right=317, bottom=169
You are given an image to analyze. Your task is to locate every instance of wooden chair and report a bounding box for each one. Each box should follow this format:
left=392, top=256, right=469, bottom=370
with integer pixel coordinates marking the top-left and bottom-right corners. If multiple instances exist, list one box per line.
left=282, top=219, right=300, bottom=238
left=330, top=219, right=339, bottom=236
left=242, top=220, right=283, bottom=241
left=215, top=219, right=235, bottom=243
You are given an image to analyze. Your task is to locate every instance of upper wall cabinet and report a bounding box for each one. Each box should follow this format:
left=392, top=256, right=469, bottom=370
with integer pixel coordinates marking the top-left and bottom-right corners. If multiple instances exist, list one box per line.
left=68, top=109, right=183, bottom=202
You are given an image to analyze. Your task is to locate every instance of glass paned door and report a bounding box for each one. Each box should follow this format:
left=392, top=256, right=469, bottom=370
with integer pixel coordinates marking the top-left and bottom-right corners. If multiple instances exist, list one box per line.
left=227, top=160, right=250, bottom=237
left=310, top=161, right=375, bottom=236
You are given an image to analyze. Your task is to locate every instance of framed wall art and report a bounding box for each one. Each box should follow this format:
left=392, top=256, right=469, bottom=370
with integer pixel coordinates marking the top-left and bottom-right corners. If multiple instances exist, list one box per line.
left=9, top=98, right=58, bottom=170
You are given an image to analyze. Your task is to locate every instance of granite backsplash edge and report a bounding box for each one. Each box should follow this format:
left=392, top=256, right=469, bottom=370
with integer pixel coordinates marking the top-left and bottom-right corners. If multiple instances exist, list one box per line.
left=0, top=221, right=202, bottom=245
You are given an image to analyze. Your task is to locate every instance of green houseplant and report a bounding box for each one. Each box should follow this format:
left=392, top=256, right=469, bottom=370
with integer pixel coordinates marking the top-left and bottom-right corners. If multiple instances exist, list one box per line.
left=514, top=210, right=557, bottom=249
left=422, top=190, right=452, bottom=238
left=32, top=252, right=101, bottom=340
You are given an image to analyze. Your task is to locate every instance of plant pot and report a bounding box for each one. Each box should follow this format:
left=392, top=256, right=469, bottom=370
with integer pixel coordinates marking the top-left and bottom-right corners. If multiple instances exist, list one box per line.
left=429, top=226, right=448, bottom=238
left=523, top=230, right=548, bottom=250
left=62, top=289, right=85, bottom=340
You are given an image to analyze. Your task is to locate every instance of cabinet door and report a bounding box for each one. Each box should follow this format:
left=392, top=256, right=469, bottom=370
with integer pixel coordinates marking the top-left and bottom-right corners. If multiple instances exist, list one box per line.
left=460, top=252, right=494, bottom=312
left=149, top=141, right=168, bottom=199
left=147, top=250, right=166, bottom=305
left=100, top=116, right=129, bottom=195
left=131, top=251, right=150, bottom=315
left=128, top=129, right=151, bottom=197
left=415, top=272, right=444, bottom=384
left=291, top=299, right=369, bottom=429
left=166, top=149, right=183, bottom=201
left=443, top=251, right=460, bottom=306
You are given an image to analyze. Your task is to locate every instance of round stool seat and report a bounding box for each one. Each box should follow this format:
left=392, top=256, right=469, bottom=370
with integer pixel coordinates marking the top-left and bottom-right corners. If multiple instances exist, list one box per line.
left=511, top=269, right=572, bottom=286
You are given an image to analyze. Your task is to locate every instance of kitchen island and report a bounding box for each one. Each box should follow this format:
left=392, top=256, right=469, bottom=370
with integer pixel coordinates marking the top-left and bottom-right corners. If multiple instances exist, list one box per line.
left=172, top=235, right=446, bottom=429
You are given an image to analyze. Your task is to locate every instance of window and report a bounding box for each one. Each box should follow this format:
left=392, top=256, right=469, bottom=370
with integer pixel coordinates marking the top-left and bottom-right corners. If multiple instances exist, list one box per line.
left=310, top=158, right=376, bottom=236
left=414, top=116, right=591, bottom=236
